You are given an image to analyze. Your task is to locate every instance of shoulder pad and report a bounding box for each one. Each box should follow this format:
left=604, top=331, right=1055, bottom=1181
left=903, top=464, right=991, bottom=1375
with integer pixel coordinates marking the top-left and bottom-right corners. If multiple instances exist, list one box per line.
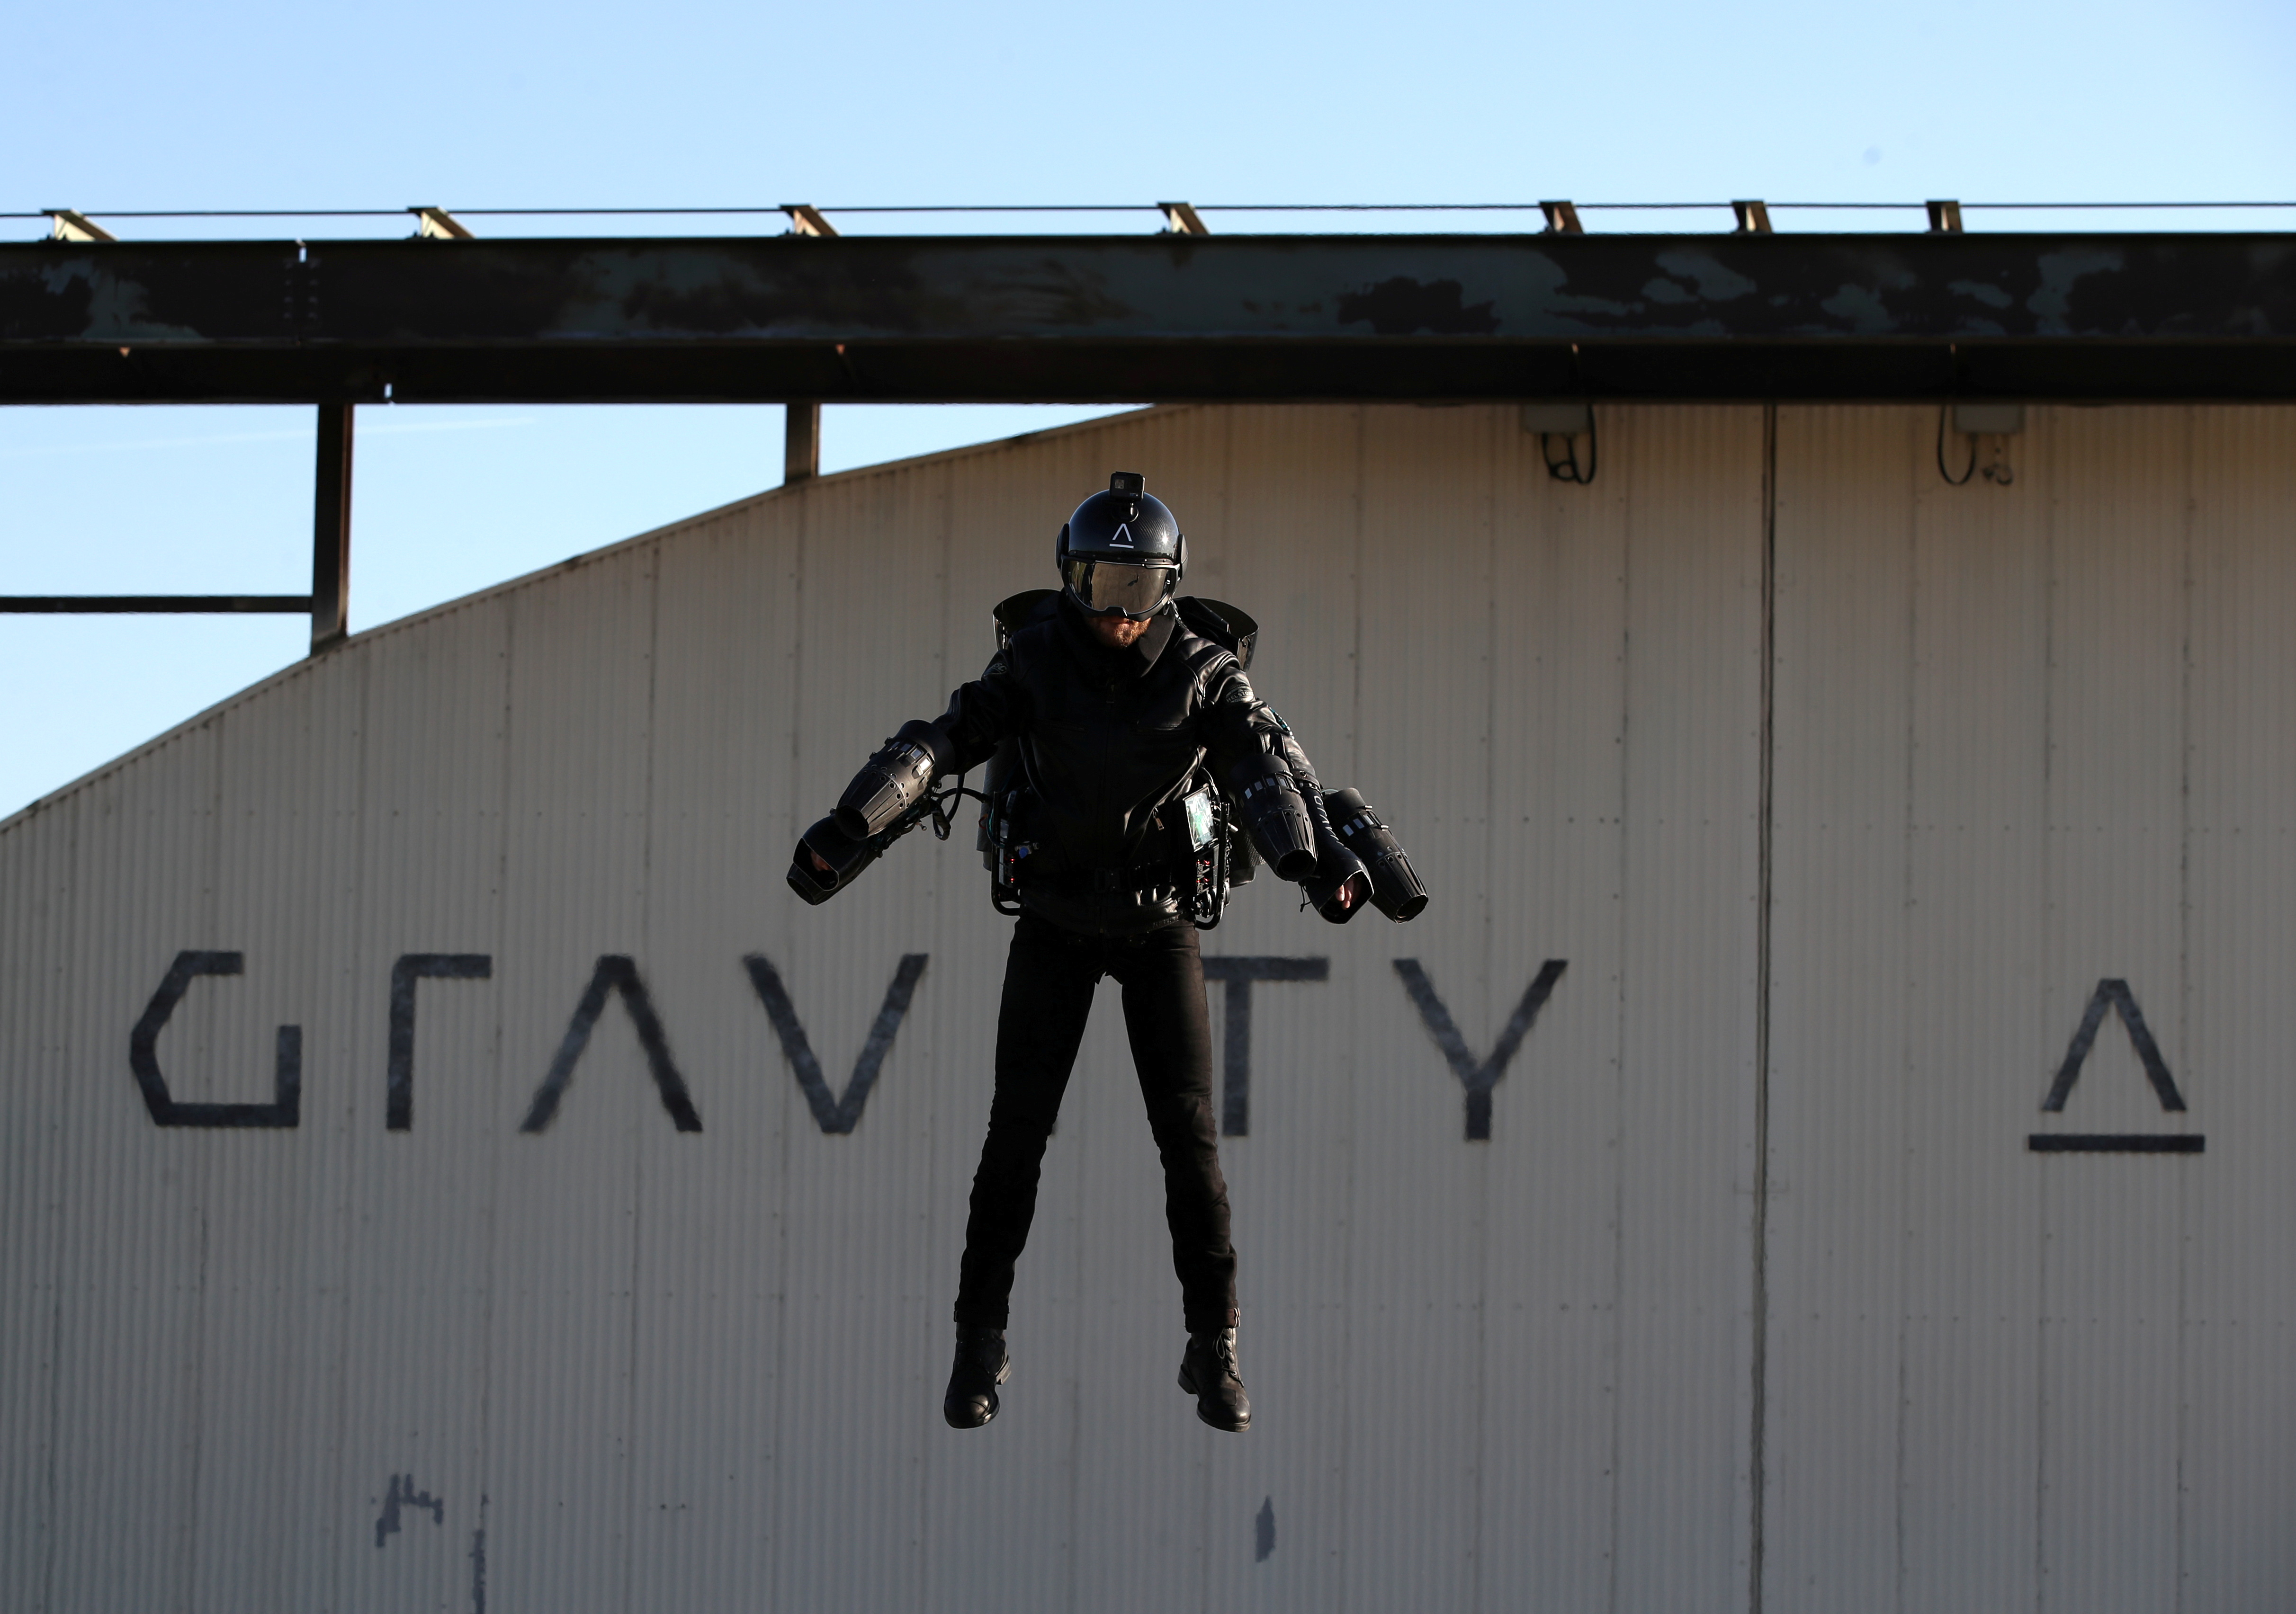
left=1173, top=628, right=1237, bottom=678
left=1175, top=633, right=1249, bottom=693
left=1175, top=596, right=1258, bottom=670
left=993, top=589, right=1060, bottom=651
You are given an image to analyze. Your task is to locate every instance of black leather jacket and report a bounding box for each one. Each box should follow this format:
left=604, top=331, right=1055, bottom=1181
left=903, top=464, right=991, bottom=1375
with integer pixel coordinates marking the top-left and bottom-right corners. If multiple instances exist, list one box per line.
left=929, top=593, right=1327, bottom=936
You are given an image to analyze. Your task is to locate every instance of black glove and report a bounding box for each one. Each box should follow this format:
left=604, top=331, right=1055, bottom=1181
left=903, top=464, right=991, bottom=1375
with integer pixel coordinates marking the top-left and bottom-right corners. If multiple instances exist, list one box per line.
left=786, top=816, right=885, bottom=906
left=1298, top=788, right=1370, bottom=922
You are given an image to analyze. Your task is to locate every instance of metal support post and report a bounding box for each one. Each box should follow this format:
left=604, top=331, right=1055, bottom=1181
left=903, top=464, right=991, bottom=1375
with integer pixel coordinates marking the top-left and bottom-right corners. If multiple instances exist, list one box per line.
left=785, top=401, right=820, bottom=483
left=311, top=403, right=353, bottom=652
left=410, top=206, right=475, bottom=239
left=1158, top=202, right=1210, bottom=236
left=44, top=209, right=117, bottom=243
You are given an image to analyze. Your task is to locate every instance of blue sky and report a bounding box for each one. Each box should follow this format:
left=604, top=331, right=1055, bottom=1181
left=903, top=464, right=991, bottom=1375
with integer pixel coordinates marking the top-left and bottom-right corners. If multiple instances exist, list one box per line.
left=5, top=0, right=2293, bottom=817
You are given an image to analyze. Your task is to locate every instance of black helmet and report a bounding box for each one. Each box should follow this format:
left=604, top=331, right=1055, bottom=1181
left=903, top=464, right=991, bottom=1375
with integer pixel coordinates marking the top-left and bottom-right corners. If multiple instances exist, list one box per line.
left=1056, top=472, right=1185, bottom=620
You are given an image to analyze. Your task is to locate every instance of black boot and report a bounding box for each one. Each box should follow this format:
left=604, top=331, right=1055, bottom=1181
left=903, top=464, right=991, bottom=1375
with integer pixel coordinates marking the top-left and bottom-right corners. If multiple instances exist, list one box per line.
left=943, top=1326, right=1011, bottom=1429
left=1178, top=1327, right=1251, bottom=1432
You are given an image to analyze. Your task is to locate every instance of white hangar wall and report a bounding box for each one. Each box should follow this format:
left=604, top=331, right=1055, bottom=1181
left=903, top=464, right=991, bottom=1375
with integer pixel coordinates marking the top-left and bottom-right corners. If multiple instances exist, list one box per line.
left=1762, top=405, right=2296, bottom=1614
left=0, top=401, right=2286, bottom=1614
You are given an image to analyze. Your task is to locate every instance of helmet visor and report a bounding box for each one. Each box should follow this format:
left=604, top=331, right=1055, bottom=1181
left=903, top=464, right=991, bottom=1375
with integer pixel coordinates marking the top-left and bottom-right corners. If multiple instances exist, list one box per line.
left=1062, top=556, right=1175, bottom=620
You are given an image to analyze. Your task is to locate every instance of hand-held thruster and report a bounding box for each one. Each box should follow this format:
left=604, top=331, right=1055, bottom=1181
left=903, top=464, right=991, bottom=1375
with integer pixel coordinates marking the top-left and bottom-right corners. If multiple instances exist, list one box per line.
left=1225, top=751, right=1318, bottom=882
left=1324, top=787, right=1429, bottom=921
left=835, top=720, right=956, bottom=839
left=788, top=721, right=965, bottom=906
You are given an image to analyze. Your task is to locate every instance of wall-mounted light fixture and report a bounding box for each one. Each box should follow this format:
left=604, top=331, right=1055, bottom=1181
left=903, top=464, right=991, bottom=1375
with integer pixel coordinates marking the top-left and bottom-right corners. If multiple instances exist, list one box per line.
left=1951, top=402, right=2024, bottom=436
left=1938, top=402, right=2024, bottom=486
left=1523, top=402, right=1597, bottom=485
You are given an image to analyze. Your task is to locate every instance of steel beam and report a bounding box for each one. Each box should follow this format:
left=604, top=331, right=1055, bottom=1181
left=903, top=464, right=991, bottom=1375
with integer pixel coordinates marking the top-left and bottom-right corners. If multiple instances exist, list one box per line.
left=0, top=596, right=312, bottom=613
left=3, top=232, right=2293, bottom=403
left=311, top=403, right=352, bottom=651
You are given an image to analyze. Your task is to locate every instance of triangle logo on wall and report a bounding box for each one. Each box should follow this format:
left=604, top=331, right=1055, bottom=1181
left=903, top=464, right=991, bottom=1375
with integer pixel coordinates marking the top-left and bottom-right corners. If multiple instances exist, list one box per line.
left=2027, top=977, right=2204, bottom=1154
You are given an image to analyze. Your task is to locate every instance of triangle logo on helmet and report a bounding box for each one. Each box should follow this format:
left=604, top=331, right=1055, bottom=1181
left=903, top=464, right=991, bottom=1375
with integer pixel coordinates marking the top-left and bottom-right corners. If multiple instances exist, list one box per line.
left=1109, top=523, right=1135, bottom=547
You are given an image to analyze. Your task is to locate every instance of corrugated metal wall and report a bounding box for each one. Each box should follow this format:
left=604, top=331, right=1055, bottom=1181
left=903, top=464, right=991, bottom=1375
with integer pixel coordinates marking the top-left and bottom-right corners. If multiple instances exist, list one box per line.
left=1, top=401, right=2289, bottom=1613
left=1765, top=404, right=2296, bottom=1614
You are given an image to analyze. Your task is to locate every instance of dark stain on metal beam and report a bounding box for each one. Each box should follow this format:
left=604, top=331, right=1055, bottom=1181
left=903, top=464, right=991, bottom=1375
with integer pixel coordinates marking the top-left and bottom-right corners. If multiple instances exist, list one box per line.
left=1335, top=277, right=1499, bottom=336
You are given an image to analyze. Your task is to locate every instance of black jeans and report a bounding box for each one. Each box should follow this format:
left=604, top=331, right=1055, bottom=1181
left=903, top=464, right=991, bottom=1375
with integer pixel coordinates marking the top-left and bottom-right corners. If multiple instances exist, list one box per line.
left=954, top=910, right=1238, bottom=1335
